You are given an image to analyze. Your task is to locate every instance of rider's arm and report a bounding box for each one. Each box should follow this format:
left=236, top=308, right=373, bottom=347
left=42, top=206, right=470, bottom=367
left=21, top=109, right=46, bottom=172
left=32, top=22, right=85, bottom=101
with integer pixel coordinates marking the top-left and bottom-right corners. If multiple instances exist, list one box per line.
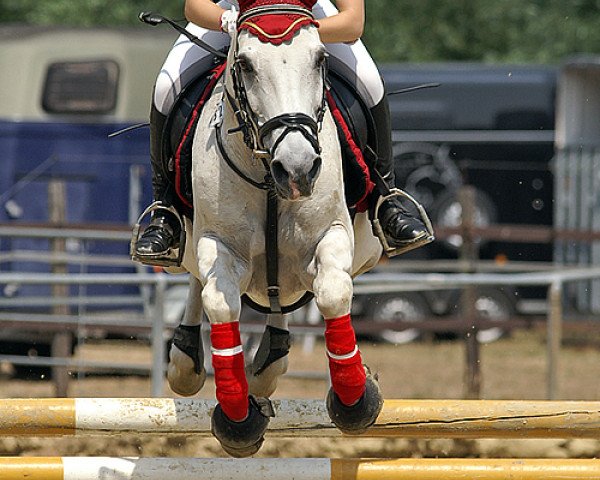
left=184, top=0, right=226, bottom=31
left=317, top=0, right=365, bottom=44
left=184, top=0, right=365, bottom=42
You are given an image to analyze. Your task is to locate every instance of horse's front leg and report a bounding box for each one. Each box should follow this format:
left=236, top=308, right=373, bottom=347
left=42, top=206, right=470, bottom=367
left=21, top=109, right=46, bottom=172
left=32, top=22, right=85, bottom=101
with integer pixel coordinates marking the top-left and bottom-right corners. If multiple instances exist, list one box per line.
left=197, top=236, right=271, bottom=457
left=312, top=225, right=383, bottom=434
left=247, top=313, right=290, bottom=397
left=167, top=275, right=207, bottom=396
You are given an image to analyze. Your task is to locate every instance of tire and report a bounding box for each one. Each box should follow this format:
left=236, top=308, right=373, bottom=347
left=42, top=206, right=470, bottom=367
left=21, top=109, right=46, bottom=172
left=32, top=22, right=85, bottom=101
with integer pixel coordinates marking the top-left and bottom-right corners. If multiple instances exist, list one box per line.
left=474, top=287, right=515, bottom=343
left=367, top=293, right=430, bottom=344
left=3, top=342, right=53, bottom=380
left=432, top=188, right=498, bottom=251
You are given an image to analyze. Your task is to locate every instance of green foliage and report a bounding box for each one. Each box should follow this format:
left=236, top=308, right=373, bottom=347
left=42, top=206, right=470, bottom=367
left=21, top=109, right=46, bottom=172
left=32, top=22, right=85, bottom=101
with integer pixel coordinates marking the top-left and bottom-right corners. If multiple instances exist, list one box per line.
left=0, top=0, right=184, bottom=26
left=362, top=0, right=600, bottom=63
left=1, top=0, right=599, bottom=63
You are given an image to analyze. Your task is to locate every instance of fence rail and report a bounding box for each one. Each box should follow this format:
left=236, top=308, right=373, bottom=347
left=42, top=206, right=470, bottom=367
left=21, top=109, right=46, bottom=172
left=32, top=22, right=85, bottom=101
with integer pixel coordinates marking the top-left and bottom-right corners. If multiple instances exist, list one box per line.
left=3, top=226, right=600, bottom=398
left=2, top=267, right=600, bottom=397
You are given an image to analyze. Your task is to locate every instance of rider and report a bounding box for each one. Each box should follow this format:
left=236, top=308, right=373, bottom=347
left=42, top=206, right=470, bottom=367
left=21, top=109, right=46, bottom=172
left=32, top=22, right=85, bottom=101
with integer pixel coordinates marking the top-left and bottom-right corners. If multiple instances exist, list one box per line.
left=134, top=0, right=430, bottom=262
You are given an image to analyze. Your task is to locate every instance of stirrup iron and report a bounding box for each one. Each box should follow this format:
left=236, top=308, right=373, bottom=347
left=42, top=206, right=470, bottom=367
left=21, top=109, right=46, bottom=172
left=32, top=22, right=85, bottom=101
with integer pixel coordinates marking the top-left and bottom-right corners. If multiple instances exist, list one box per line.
left=130, top=201, right=187, bottom=267
left=372, top=188, right=435, bottom=257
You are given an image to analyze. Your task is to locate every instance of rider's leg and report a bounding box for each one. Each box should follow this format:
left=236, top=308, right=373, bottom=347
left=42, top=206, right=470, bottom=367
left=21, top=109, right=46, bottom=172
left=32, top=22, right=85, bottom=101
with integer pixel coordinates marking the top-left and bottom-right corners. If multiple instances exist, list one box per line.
left=136, top=18, right=232, bottom=259
left=134, top=104, right=182, bottom=257
left=314, top=0, right=430, bottom=249
left=368, top=94, right=430, bottom=245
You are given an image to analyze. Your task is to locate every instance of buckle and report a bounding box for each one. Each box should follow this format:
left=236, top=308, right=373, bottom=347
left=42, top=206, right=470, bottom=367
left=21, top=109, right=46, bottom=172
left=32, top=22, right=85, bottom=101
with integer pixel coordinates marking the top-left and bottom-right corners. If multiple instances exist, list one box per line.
left=130, top=201, right=187, bottom=267
left=372, top=188, right=435, bottom=257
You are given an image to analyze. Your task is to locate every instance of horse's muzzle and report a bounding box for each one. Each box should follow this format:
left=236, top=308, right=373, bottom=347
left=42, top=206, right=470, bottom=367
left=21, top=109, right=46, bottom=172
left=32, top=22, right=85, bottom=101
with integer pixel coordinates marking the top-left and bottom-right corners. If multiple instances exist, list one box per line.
left=270, top=156, right=322, bottom=200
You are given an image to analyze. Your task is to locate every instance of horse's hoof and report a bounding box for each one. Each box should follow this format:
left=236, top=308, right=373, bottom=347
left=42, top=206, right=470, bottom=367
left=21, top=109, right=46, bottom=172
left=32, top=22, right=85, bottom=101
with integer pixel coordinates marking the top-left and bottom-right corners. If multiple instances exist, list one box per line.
left=211, top=396, right=274, bottom=457
left=167, top=345, right=206, bottom=396
left=326, top=366, right=383, bottom=435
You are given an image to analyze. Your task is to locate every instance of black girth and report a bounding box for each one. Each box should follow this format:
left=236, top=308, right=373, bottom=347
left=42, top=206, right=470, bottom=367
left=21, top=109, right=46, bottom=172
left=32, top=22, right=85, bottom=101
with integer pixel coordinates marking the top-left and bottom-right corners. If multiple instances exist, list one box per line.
left=216, top=123, right=314, bottom=315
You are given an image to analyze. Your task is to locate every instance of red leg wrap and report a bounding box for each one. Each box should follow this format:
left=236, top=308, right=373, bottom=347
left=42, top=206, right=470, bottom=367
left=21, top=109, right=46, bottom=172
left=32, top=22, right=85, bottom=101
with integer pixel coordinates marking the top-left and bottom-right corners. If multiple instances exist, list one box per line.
left=211, top=322, right=248, bottom=422
left=325, top=314, right=366, bottom=406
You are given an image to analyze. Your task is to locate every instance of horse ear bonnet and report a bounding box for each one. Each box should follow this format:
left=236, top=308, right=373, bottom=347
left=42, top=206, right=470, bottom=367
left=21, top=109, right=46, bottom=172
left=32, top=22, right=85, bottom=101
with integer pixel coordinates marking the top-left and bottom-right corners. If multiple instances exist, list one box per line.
left=237, top=0, right=319, bottom=45
left=237, top=0, right=317, bottom=13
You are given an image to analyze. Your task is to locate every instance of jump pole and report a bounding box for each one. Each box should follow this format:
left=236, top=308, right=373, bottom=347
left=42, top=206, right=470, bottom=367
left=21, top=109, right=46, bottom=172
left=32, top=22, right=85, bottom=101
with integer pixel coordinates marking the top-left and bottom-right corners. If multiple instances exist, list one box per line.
left=2, top=398, right=600, bottom=438
left=1, top=457, right=599, bottom=480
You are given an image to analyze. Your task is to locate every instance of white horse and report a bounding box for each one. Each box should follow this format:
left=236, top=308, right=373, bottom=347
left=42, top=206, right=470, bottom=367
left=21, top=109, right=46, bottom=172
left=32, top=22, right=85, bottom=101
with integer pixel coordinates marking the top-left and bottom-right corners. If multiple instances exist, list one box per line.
left=165, top=4, right=383, bottom=457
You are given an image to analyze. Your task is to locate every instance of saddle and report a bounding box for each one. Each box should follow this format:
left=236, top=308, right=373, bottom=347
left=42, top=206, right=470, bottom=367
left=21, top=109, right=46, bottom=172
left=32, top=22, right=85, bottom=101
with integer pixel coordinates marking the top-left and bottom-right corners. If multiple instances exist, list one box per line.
left=161, top=55, right=376, bottom=219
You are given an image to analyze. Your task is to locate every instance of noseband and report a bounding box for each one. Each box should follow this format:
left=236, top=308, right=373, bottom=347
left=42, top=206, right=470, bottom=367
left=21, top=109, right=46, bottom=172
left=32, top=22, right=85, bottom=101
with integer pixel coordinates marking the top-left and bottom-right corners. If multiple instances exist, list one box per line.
left=221, top=4, right=328, bottom=184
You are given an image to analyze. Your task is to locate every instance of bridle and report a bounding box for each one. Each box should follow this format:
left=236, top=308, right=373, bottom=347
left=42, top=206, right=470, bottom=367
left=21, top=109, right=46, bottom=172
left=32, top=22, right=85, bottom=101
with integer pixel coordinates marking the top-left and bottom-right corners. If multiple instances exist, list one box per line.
left=217, top=4, right=328, bottom=188
left=215, top=4, right=328, bottom=315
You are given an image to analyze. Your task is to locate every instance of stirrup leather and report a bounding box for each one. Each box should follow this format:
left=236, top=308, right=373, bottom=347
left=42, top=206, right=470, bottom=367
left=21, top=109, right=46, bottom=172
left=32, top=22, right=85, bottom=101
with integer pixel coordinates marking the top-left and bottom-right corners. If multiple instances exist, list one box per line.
left=130, top=201, right=187, bottom=267
left=372, top=188, right=435, bottom=258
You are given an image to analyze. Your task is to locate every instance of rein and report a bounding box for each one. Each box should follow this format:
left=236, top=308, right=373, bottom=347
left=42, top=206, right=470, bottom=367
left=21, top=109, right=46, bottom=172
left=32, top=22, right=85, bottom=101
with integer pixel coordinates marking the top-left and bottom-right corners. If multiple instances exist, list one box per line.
left=217, top=5, right=326, bottom=314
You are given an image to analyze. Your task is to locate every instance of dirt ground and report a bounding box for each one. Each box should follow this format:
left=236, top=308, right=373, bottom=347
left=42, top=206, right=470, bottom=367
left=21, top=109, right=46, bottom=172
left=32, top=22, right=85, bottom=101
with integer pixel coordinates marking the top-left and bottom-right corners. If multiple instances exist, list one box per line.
left=2, top=328, right=600, bottom=459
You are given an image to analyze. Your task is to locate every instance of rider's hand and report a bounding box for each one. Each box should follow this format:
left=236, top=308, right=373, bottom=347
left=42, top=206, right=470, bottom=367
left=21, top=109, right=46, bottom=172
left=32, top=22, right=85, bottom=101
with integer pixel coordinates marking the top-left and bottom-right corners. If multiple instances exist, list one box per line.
left=220, top=6, right=239, bottom=36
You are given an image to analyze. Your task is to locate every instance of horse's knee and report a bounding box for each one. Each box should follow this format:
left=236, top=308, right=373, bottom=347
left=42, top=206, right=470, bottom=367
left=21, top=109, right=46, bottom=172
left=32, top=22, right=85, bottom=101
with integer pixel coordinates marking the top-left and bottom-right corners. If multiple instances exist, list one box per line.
left=201, top=281, right=241, bottom=324
left=314, top=269, right=353, bottom=319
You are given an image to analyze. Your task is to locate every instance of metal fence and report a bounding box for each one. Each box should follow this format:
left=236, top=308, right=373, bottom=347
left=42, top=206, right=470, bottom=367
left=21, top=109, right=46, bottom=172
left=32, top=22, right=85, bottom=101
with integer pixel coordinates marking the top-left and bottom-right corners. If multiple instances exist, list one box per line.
left=2, top=265, right=600, bottom=398
left=554, top=147, right=600, bottom=313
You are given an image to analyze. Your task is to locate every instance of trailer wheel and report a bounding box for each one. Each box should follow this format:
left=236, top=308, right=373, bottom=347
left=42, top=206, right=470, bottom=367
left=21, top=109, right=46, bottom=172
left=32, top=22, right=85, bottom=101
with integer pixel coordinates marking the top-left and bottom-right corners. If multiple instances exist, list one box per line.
left=367, top=293, right=430, bottom=344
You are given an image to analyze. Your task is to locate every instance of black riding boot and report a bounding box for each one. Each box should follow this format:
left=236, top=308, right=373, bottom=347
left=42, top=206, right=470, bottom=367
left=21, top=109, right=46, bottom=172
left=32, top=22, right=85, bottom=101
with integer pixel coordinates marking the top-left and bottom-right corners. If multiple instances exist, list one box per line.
left=134, top=104, right=182, bottom=260
left=369, top=95, right=431, bottom=252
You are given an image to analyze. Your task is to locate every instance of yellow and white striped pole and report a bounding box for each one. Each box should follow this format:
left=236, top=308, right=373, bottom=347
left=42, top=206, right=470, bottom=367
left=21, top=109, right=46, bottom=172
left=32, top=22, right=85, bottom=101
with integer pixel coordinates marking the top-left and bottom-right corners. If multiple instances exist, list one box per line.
left=1, top=457, right=600, bottom=480
left=2, top=398, right=600, bottom=438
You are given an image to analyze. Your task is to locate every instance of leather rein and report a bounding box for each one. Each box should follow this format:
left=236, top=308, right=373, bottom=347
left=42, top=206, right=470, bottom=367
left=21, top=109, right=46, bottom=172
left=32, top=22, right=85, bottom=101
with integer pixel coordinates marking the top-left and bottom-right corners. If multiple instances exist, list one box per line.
left=216, top=4, right=328, bottom=314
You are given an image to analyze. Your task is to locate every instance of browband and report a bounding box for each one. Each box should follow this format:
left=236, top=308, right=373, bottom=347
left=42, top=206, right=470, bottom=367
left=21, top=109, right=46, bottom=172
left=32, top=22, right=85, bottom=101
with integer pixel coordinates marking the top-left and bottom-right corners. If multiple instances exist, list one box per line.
left=237, top=4, right=314, bottom=25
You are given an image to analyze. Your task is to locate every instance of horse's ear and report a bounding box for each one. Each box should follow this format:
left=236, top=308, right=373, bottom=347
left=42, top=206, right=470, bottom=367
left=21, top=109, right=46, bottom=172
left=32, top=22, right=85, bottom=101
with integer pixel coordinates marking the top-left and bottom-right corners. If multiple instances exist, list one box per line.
left=237, top=0, right=316, bottom=14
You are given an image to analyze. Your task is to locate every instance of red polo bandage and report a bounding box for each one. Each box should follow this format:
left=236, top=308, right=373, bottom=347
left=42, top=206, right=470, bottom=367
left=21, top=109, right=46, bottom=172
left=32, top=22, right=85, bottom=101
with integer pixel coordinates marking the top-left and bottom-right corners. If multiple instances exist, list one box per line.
left=324, top=314, right=366, bottom=406
left=211, top=322, right=249, bottom=421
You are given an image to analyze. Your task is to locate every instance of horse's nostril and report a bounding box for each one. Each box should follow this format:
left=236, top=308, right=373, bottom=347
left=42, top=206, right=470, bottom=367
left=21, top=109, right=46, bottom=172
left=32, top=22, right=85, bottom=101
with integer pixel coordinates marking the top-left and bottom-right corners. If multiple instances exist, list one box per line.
left=308, top=156, right=322, bottom=183
left=270, top=160, right=289, bottom=186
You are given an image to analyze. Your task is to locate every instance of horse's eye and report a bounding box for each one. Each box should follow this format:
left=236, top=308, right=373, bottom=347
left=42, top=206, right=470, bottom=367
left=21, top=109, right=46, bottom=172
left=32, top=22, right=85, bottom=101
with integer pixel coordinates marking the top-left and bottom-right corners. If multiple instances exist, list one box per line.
left=237, top=57, right=253, bottom=73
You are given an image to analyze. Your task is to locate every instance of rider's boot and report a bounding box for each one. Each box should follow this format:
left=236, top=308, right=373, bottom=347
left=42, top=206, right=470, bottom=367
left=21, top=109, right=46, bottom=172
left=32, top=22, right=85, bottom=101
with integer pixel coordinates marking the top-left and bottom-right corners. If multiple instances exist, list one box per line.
left=368, top=95, right=432, bottom=255
left=134, top=104, right=182, bottom=261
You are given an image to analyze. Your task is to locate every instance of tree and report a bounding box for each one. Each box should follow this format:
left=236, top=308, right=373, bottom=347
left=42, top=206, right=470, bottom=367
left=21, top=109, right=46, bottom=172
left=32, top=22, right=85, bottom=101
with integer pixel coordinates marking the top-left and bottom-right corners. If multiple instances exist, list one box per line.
left=0, top=0, right=184, bottom=27
left=1, top=0, right=599, bottom=63
left=362, top=0, right=600, bottom=63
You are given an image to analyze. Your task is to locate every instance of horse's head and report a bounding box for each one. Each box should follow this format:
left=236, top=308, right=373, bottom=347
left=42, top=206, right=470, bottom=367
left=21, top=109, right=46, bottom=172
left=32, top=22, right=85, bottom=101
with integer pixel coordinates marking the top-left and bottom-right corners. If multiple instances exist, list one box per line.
left=226, top=4, right=327, bottom=200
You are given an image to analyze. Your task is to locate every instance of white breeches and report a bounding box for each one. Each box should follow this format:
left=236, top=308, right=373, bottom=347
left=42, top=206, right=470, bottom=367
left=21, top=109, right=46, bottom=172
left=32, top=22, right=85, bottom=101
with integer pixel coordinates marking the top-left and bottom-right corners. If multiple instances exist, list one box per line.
left=153, top=0, right=385, bottom=115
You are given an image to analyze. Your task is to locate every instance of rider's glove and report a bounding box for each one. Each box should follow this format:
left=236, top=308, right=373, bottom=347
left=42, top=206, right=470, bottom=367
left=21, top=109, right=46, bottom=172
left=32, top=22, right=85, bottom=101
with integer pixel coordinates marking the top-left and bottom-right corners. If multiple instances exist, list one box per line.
left=220, top=6, right=239, bottom=36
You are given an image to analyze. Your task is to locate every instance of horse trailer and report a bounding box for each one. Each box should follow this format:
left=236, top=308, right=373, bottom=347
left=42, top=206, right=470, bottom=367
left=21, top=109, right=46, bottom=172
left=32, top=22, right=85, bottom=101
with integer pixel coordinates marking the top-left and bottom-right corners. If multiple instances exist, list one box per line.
left=357, top=63, right=558, bottom=342
left=0, top=26, right=177, bottom=363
